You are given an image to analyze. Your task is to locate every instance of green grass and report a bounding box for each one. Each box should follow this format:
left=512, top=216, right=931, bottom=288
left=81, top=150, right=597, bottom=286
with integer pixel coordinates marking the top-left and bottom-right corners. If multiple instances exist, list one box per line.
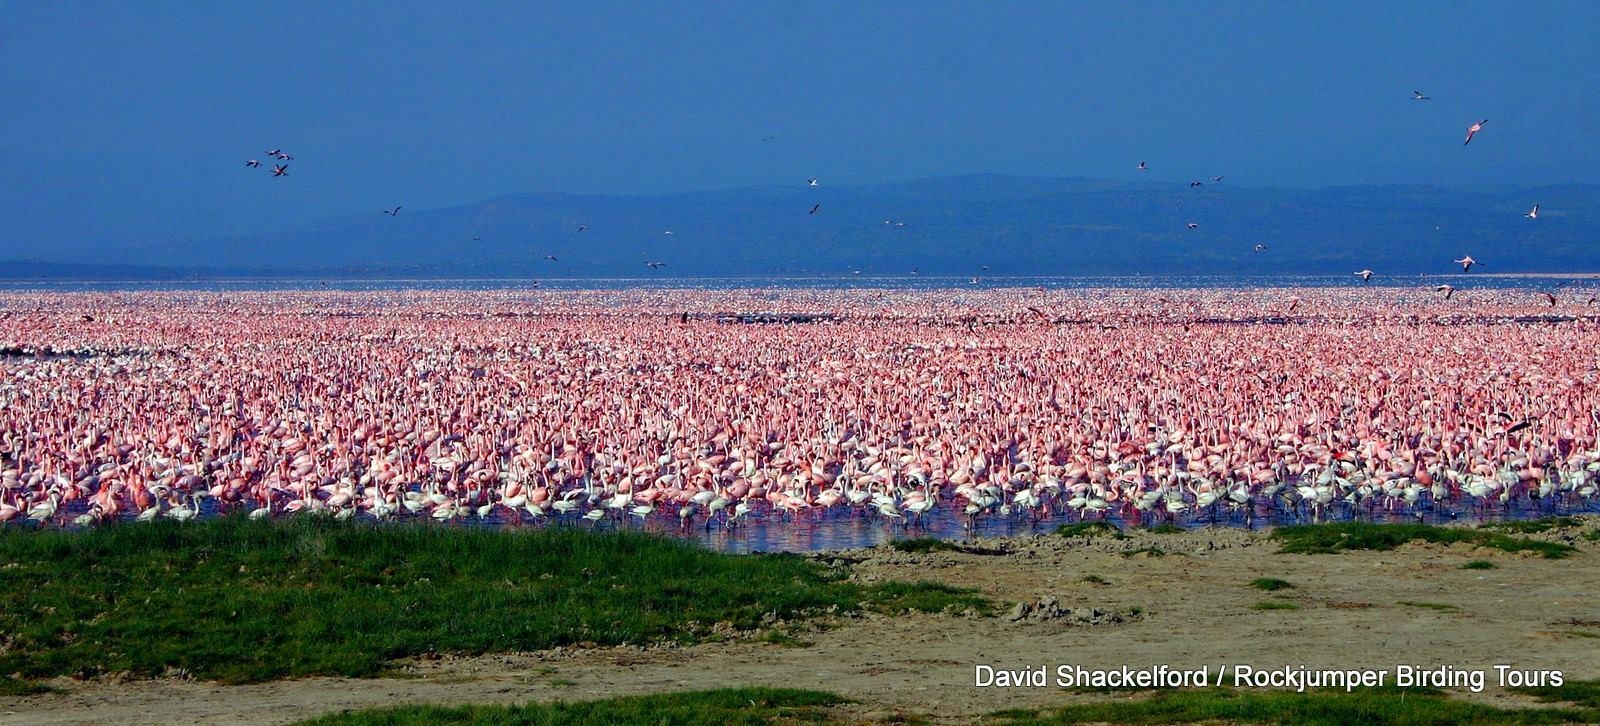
left=1055, top=521, right=1124, bottom=539
left=758, top=629, right=814, bottom=648
left=1251, top=600, right=1300, bottom=611
left=888, top=537, right=960, bottom=553
left=1273, top=522, right=1575, bottom=559
left=1479, top=517, right=1581, bottom=534
left=1250, top=577, right=1295, bottom=591
left=0, top=677, right=57, bottom=696
left=0, top=516, right=988, bottom=684
left=1584, top=530, right=1600, bottom=543
left=988, top=686, right=1597, bottom=725
left=860, top=580, right=992, bottom=616
left=296, top=687, right=849, bottom=725
left=1512, top=679, right=1600, bottom=711
left=1397, top=601, right=1460, bottom=612
left=1461, top=560, right=1499, bottom=570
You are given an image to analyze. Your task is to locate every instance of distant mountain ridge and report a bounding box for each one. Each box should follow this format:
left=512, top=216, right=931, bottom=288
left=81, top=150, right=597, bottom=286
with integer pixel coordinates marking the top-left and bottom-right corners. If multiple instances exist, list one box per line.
left=18, top=175, right=1600, bottom=277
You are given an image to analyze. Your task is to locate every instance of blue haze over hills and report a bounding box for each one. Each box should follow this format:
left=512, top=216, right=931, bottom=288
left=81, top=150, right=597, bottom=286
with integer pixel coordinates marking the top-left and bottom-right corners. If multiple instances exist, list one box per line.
left=3, top=3, right=1599, bottom=278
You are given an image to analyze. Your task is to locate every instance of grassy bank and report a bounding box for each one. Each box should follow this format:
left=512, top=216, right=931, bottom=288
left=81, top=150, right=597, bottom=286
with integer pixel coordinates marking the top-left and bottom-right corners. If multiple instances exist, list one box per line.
left=296, top=687, right=850, bottom=725
left=295, top=682, right=1600, bottom=725
left=0, top=516, right=987, bottom=684
left=1272, top=522, right=1575, bottom=559
left=991, top=684, right=1600, bottom=725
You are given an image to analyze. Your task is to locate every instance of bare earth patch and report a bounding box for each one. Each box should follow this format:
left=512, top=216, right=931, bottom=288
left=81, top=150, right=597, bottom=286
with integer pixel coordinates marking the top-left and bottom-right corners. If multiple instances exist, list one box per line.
left=6, top=524, right=1600, bottom=725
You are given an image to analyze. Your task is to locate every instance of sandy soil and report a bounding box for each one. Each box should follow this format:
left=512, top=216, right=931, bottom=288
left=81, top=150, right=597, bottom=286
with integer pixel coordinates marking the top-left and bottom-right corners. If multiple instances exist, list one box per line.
left=7, top=523, right=1600, bottom=725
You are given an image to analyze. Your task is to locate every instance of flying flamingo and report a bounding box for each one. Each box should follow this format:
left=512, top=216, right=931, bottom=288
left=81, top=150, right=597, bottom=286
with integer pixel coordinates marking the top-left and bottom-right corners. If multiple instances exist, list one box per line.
left=1436, top=284, right=1456, bottom=300
left=1137, top=161, right=1147, bottom=171
left=1525, top=204, right=1539, bottom=219
left=1355, top=269, right=1374, bottom=282
left=384, top=207, right=401, bottom=217
left=245, top=160, right=261, bottom=168
left=271, top=164, right=288, bottom=177
left=1413, top=90, right=1430, bottom=100
left=1464, top=119, right=1487, bottom=145
left=1455, top=255, right=1477, bottom=273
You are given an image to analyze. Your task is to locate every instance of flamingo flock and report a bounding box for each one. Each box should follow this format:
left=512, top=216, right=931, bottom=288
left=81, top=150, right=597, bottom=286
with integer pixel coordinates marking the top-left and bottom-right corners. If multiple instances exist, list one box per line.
left=2, top=286, right=1599, bottom=538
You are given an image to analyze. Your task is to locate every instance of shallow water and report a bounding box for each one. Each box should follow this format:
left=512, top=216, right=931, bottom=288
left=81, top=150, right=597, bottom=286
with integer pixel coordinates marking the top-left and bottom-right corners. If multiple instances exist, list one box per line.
left=32, top=494, right=1596, bottom=554
left=543, top=498, right=1596, bottom=554
left=1, top=273, right=1591, bottom=293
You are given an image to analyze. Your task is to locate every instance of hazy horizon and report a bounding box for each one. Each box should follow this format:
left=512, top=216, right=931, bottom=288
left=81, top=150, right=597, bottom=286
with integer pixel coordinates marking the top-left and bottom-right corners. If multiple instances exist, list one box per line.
left=5, top=1, right=1599, bottom=261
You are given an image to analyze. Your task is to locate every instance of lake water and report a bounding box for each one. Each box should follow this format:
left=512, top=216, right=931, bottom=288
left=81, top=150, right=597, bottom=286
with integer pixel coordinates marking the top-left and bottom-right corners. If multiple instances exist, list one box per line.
left=1, top=273, right=1592, bottom=293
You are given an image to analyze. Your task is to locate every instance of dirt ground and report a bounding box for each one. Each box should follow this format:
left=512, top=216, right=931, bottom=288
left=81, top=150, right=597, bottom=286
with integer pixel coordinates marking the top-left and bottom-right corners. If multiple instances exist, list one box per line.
left=7, top=523, right=1600, bottom=725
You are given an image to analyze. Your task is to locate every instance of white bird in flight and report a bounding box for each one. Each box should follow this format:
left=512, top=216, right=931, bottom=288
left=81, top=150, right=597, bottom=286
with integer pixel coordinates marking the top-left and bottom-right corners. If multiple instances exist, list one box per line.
left=1412, top=90, right=1431, bottom=101
left=807, top=179, right=819, bottom=186
left=1525, top=204, right=1539, bottom=219
left=1455, top=255, right=1478, bottom=273
left=1355, top=269, right=1374, bottom=282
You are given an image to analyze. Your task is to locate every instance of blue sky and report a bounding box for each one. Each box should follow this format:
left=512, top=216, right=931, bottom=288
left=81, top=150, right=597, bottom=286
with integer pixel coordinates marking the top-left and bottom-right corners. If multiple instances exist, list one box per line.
left=3, top=0, right=1598, bottom=254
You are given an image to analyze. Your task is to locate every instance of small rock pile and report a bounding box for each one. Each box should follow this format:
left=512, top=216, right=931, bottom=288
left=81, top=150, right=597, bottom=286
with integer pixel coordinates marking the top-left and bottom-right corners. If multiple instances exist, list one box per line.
left=1006, top=596, right=1145, bottom=626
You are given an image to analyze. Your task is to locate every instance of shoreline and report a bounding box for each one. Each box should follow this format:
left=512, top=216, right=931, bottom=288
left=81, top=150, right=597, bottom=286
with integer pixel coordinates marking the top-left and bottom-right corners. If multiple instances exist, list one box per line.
left=5, top=519, right=1598, bottom=724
